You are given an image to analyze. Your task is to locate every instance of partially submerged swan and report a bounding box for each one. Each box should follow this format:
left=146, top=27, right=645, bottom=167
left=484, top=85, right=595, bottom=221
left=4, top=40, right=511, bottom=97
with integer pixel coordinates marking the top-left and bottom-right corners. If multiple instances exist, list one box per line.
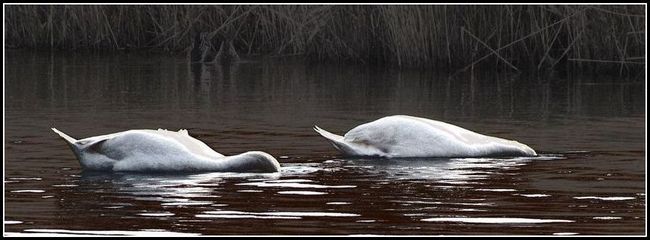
left=314, top=115, right=537, bottom=158
left=51, top=128, right=280, bottom=173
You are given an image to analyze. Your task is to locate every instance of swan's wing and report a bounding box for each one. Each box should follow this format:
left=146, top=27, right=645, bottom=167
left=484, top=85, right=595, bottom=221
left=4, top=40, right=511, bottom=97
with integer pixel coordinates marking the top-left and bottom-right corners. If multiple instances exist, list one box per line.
left=343, top=119, right=415, bottom=155
left=146, top=129, right=224, bottom=158
left=343, top=116, right=482, bottom=157
left=89, top=130, right=204, bottom=160
left=400, top=116, right=495, bottom=144
left=401, top=116, right=537, bottom=156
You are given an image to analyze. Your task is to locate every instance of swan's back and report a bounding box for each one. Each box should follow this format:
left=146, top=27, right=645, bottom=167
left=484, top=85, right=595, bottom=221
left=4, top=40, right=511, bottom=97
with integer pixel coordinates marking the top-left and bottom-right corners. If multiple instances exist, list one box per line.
left=140, top=129, right=224, bottom=159
left=96, top=131, right=185, bottom=155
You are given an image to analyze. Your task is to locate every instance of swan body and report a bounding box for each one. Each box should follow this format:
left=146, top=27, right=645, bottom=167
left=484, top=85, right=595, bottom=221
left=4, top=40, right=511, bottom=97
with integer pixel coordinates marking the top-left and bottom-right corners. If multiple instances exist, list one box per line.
left=314, top=115, right=537, bottom=158
left=51, top=128, right=280, bottom=173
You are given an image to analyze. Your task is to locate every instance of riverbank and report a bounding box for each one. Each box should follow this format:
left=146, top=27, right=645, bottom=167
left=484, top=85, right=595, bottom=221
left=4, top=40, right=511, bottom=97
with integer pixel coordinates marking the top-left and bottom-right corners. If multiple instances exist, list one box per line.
left=5, top=5, right=645, bottom=73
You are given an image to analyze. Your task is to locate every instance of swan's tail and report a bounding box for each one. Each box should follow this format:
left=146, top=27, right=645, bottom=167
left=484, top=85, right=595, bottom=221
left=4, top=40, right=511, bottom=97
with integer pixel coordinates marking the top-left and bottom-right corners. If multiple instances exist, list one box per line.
left=313, top=126, right=357, bottom=155
left=52, top=128, right=77, bottom=144
left=314, top=125, right=343, bottom=142
left=52, top=128, right=87, bottom=161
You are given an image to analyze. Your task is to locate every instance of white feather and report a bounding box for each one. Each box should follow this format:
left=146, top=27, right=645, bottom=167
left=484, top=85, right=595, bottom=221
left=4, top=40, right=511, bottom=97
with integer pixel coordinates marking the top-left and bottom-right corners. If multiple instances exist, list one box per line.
left=314, top=115, right=537, bottom=158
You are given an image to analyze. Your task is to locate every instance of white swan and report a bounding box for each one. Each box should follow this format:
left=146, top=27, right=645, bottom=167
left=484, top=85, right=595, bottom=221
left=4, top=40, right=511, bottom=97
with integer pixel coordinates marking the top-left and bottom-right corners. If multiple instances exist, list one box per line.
left=51, top=128, right=281, bottom=173
left=314, top=115, right=537, bottom=158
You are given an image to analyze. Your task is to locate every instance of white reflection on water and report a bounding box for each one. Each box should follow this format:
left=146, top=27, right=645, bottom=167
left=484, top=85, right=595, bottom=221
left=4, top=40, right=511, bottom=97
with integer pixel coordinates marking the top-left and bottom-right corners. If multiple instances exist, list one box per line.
left=78, top=171, right=280, bottom=206
left=160, top=201, right=213, bottom=206
left=516, top=194, right=551, bottom=198
left=236, top=189, right=264, bottom=193
left=326, top=202, right=351, bottom=205
left=237, top=180, right=355, bottom=189
left=421, top=217, right=574, bottom=223
left=335, top=154, right=562, bottom=182
left=52, top=184, right=79, bottom=187
left=196, top=214, right=300, bottom=219
left=10, top=190, right=45, bottom=193
left=475, top=188, right=517, bottom=192
left=7, top=229, right=200, bottom=236
left=592, top=216, right=622, bottom=220
left=137, top=212, right=175, bottom=217
left=278, top=191, right=327, bottom=195
left=573, top=196, right=636, bottom=201
left=356, top=219, right=376, bottom=223
left=279, top=163, right=328, bottom=176
left=391, top=200, right=495, bottom=208
left=198, top=210, right=360, bottom=219
left=7, top=177, right=42, bottom=181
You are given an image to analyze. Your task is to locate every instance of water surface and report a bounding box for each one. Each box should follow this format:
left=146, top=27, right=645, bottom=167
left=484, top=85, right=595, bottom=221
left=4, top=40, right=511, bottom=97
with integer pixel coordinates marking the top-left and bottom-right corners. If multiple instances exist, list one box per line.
left=4, top=50, right=646, bottom=235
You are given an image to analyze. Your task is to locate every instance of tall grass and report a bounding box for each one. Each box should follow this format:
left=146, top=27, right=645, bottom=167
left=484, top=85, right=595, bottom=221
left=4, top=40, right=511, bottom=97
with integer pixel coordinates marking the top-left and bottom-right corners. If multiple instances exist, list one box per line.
left=5, top=5, right=646, bottom=72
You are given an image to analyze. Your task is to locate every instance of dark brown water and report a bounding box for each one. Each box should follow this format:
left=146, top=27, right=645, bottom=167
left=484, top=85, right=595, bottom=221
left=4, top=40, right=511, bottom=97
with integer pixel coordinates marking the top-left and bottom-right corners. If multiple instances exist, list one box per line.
left=4, top=50, right=646, bottom=236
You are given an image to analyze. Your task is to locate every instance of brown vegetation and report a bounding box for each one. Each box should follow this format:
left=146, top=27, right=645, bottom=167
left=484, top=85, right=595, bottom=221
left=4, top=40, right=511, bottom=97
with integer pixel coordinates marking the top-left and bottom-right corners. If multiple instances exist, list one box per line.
left=4, top=5, right=645, bottom=72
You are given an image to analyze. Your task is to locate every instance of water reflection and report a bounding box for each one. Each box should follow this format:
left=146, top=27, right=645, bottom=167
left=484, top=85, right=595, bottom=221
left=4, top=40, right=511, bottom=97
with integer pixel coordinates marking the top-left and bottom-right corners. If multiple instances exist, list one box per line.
left=5, top=50, right=644, bottom=120
left=77, top=171, right=280, bottom=200
left=326, top=155, right=564, bottom=183
left=7, top=229, right=200, bottom=237
left=189, top=61, right=241, bottom=97
left=420, top=217, right=574, bottom=223
left=196, top=210, right=360, bottom=219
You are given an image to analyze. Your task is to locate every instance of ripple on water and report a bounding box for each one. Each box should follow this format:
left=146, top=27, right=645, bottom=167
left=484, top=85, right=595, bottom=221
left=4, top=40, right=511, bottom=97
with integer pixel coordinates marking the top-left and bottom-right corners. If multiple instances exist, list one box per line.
left=237, top=181, right=355, bottom=189
left=7, top=229, right=200, bottom=237
left=326, top=202, right=351, bottom=205
left=421, top=217, right=574, bottom=224
left=197, top=210, right=360, bottom=220
left=160, top=201, right=213, bottom=206
left=237, top=190, right=264, bottom=193
left=104, top=206, right=125, bottom=209
left=11, top=190, right=45, bottom=193
left=8, top=177, right=42, bottom=181
left=573, top=196, right=636, bottom=201
left=449, top=208, right=488, bottom=212
left=279, top=163, right=337, bottom=176
left=52, top=184, right=79, bottom=187
left=137, top=212, right=175, bottom=217
left=264, top=179, right=313, bottom=183
left=356, top=219, right=376, bottom=223
left=592, top=216, right=622, bottom=220
left=516, top=194, right=551, bottom=198
left=277, top=191, right=327, bottom=195
left=475, top=188, right=517, bottom=192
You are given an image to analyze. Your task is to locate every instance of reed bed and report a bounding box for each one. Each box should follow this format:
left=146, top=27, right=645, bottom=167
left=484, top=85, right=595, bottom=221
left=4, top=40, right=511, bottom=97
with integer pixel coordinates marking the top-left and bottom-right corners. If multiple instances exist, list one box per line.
left=5, top=5, right=646, bottom=72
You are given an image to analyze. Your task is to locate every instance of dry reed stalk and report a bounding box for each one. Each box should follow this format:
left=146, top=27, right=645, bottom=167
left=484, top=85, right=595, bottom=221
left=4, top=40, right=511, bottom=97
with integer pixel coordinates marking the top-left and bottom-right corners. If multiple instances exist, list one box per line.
left=462, top=27, right=520, bottom=72
left=4, top=5, right=645, bottom=72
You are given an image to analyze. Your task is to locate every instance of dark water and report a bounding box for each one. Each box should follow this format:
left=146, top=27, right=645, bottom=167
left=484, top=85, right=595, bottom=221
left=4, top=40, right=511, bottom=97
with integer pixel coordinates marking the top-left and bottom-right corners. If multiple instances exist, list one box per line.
left=4, top=50, right=646, bottom=236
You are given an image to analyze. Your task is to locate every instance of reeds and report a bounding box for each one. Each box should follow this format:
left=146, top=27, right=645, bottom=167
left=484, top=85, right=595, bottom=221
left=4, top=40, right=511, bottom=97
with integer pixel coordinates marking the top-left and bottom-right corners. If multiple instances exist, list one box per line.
left=5, top=5, right=646, bottom=72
